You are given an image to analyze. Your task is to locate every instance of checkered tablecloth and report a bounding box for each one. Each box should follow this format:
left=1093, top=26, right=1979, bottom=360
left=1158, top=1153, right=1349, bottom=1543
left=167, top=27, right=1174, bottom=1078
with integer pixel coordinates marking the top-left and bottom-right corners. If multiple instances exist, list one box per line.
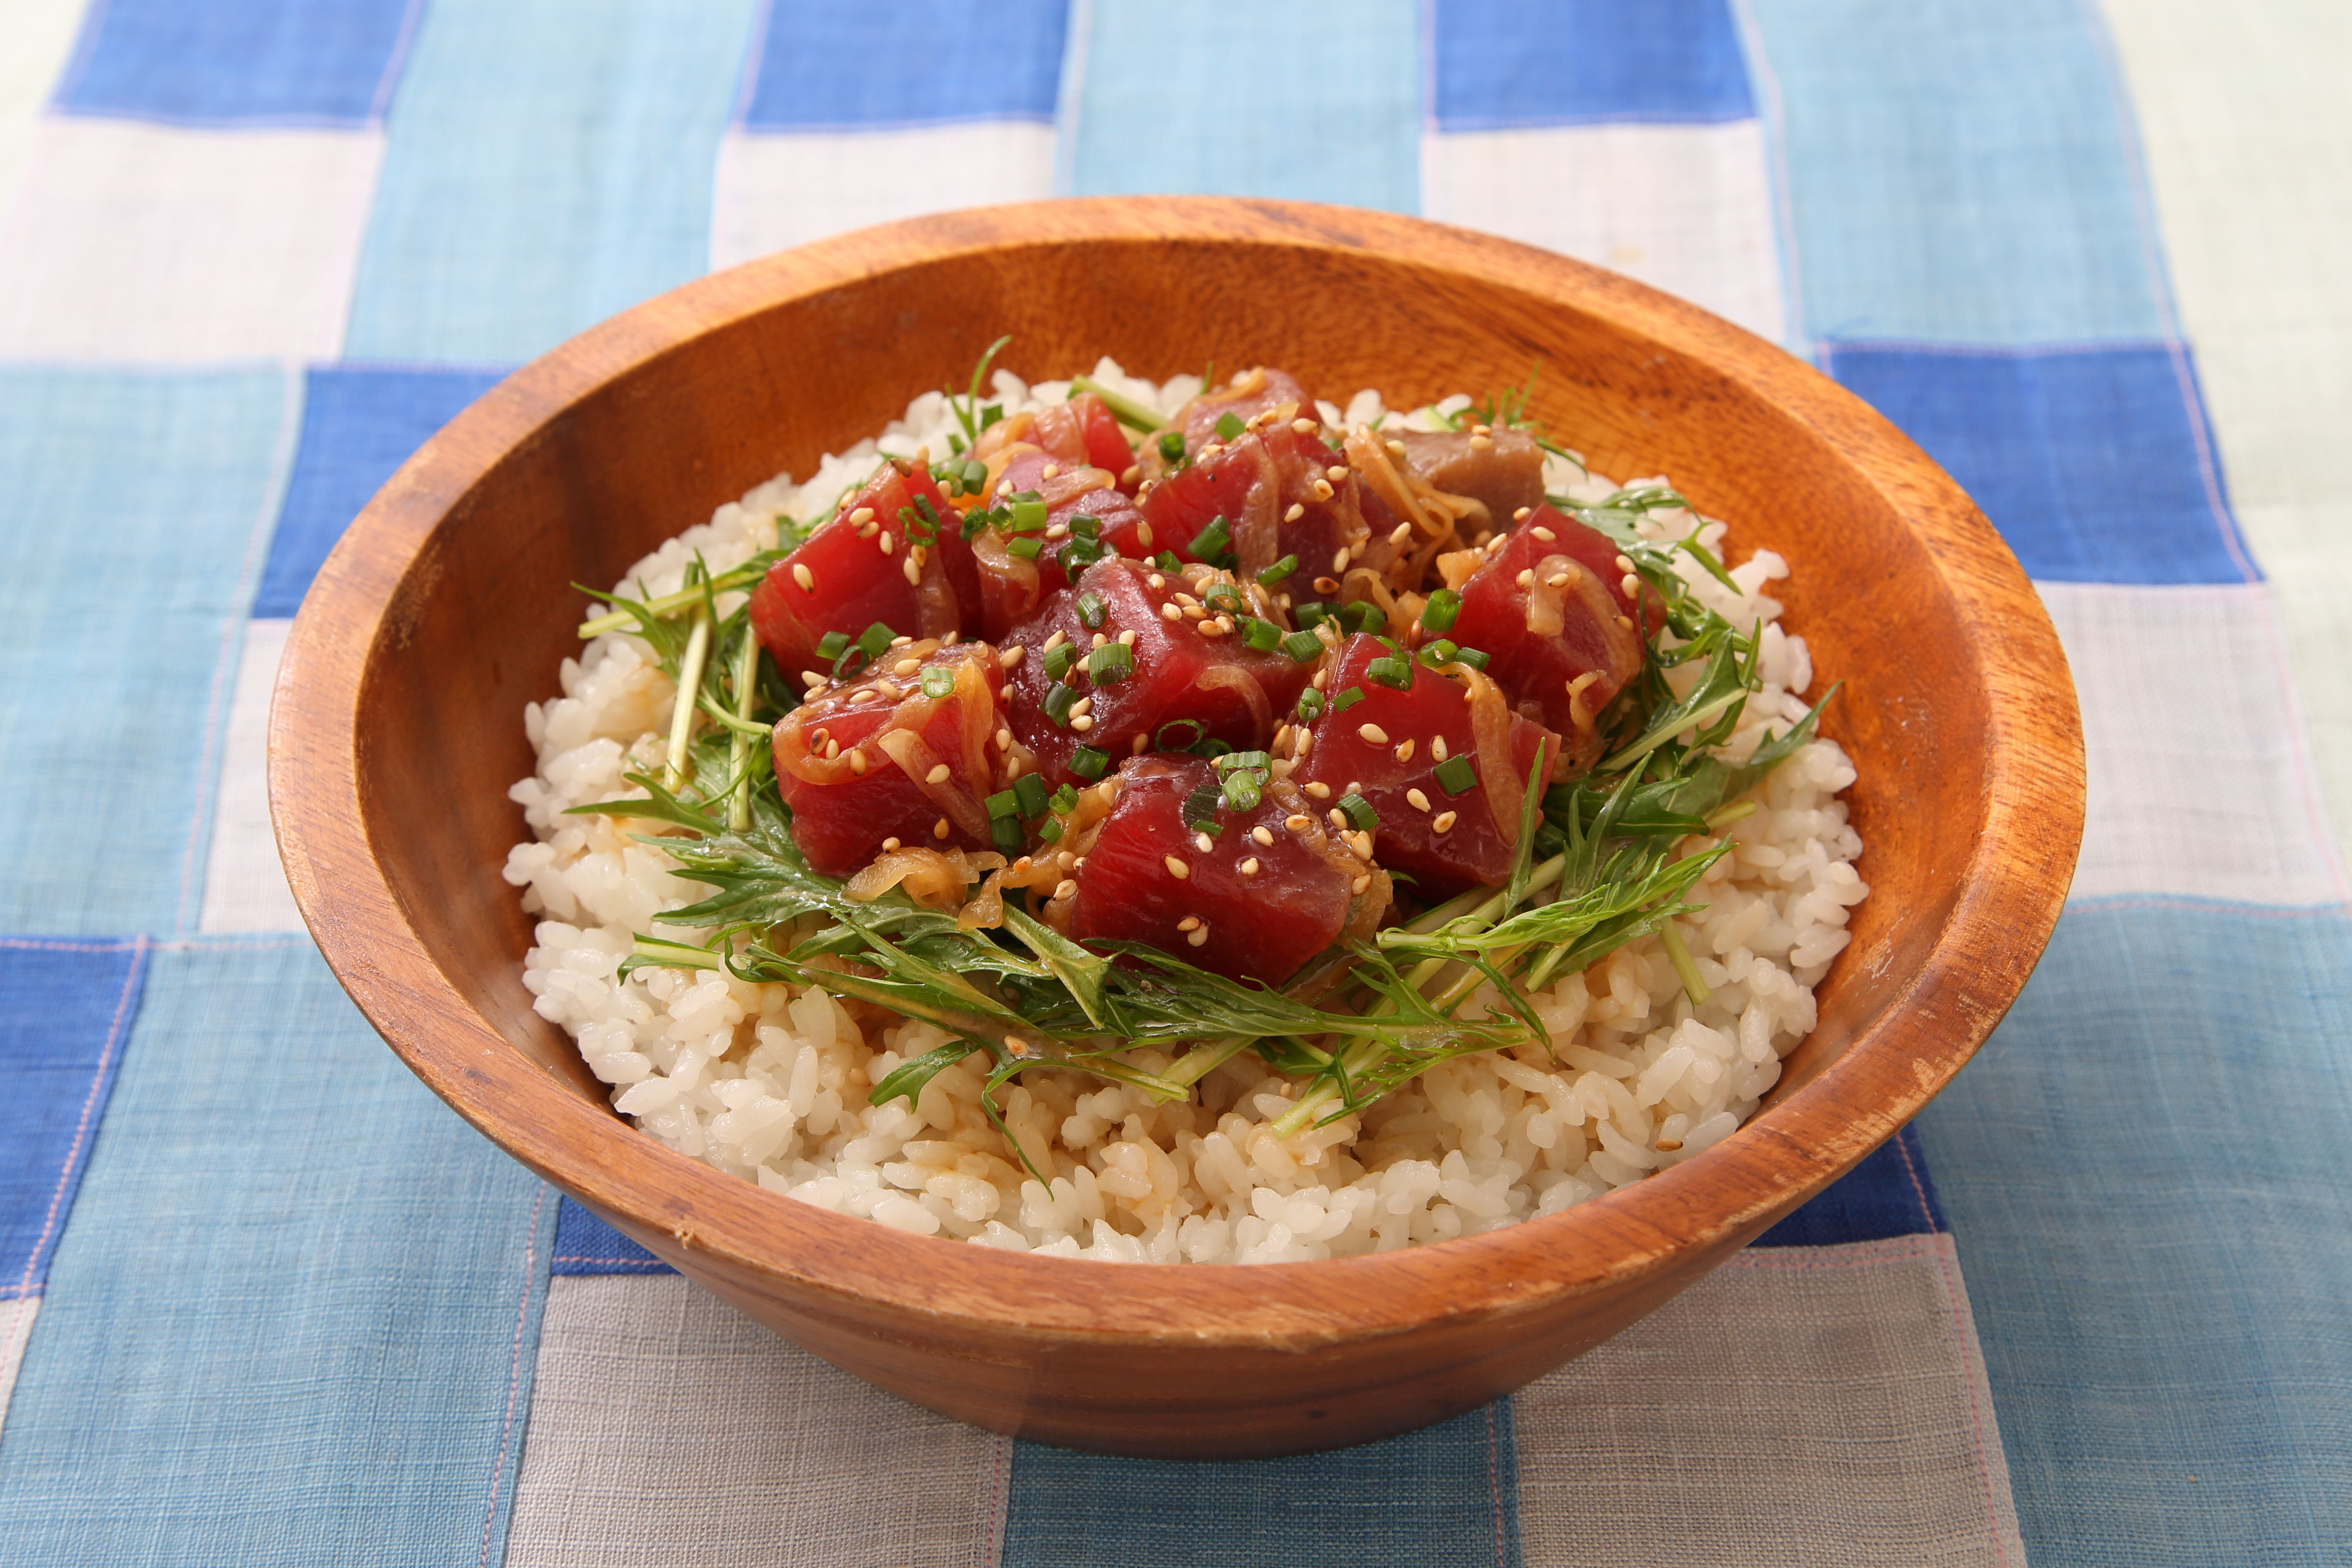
left=2, top=2, right=2347, bottom=1563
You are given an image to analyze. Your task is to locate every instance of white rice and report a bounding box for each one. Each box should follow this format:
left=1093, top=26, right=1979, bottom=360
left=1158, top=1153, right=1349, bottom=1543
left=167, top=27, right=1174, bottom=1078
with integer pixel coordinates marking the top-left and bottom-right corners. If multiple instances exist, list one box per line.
left=505, top=361, right=1866, bottom=1264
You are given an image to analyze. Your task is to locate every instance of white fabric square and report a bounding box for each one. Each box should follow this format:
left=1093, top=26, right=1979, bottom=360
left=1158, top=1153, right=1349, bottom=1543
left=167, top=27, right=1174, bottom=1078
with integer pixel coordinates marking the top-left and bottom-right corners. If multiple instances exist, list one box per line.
left=0, top=0, right=85, bottom=215
left=0, top=1295, right=38, bottom=1443
left=1421, top=119, right=1788, bottom=346
left=0, top=118, right=381, bottom=362
left=1516, top=1234, right=2027, bottom=1567
left=506, top=1274, right=1009, bottom=1568
left=711, top=122, right=1055, bottom=272
left=199, top=618, right=303, bottom=934
left=2040, top=581, right=2348, bottom=907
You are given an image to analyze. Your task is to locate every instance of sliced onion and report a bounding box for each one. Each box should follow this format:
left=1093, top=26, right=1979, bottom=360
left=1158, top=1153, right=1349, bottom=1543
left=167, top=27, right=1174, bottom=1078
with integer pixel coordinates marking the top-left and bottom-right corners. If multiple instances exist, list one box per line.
left=1192, top=664, right=1272, bottom=744
left=845, top=847, right=1006, bottom=911
left=1460, top=665, right=1525, bottom=846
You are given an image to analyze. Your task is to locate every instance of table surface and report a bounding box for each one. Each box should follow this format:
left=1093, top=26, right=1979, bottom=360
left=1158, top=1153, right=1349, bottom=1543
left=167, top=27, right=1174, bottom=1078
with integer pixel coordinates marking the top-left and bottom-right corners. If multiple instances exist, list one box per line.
left=0, top=2, right=2347, bottom=1564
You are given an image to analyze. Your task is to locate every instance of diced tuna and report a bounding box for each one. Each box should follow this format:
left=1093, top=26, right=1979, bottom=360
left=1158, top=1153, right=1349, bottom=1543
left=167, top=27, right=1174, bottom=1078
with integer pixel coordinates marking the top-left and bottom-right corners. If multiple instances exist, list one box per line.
left=1004, top=560, right=1314, bottom=789
left=1141, top=424, right=1391, bottom=604
left=1027, top=392, right=1139, bottom=484
left=1058, top=755, right=1381, bottom=986
left=1295, top=635, right=1559, bottom=900
left=1154, top=367, right=1315, bottom=468
left=968, top=445, right=1157, bottom=638
left=772, top=640, right=1008, bottom=877
left=749, top=461, right=983, bottom=678
left=1392, top=426, right=1547, bottom=536
left=1442, top=504, right=1648, bottom=765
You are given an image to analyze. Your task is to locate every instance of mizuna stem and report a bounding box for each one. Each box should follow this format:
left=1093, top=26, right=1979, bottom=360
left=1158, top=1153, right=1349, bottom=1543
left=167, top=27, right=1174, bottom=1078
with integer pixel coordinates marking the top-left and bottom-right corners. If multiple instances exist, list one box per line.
left=727, top=623, right=761, bottom=831
left=663, top=606, right=712, bottom=793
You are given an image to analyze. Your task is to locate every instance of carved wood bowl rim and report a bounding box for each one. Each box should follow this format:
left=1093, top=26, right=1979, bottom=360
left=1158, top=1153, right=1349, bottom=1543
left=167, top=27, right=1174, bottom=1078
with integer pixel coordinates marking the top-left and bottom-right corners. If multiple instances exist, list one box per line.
left=271, top=197, right=2083, bottom=1360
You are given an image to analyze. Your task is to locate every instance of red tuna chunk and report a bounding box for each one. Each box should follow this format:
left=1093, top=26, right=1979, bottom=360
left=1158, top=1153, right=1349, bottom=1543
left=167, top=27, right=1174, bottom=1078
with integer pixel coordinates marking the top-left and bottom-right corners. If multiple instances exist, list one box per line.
left=1025, top=391, right=1138, bottom=484
left=749, top=460, right=983, bottom=678
left=1294, top=635, right=1560, bottom=901
left=1442, top=504, right=1647, bottom=766
left=1004, top=560, right=1313, bottom=789
left=771, top=639, right=1008, bottom=877
left=968, top=444, right=1157, bottom=639
left=1141, top=424, right=1392, bottom=603
left=1153, top=366, right=1316, bottom=469
left=1057, top=755, right=1381, bottom=986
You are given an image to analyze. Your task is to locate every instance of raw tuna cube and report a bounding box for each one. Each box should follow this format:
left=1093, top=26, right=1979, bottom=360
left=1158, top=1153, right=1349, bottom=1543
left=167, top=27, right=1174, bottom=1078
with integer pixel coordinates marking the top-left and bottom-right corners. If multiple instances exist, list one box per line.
left=1141, top=424, right=1393, bottom=604
left=1027, top=391, right=1139, bottom=484
left=771, top=639, right=1009, bottom=877
left=968, top=445, right=1157, bottom=638
left=1151, top=366, right=1315, bottom=470
left=1057, top=755, right=1383, bottom=986
left=1004, top=560, right=1314, bottom=789
left=1442, top=504, right=1647, bottom=765
left=1293, top=635, right=1559, bottom=900
left=749, top=460, right=983, bottom=678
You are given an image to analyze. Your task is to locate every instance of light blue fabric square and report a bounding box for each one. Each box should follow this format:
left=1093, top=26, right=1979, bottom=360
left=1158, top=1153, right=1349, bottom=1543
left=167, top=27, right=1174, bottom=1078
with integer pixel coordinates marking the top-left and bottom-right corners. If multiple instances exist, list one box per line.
left=1432, top=0, right=1755, bottom=130
left=53, top=0, right=418, bottom=128
left=1826, top=343, right=2254, bottom=584
left=1745, top=0, right=2169, bottom=346
left=345, top=0, right=762, bottom=365
left=1068, top=0, right=1421, bottom=214
left=0, top=941, right=557, bottom=1567
left=1004, top=1399, right=1520, bottom=1566
left=256, top=364, right=507, bottom=619
left=1917, top=904, right=2352, bottom=1565
left=0, top=368, right=292, bottom=936
left=0, top=940, right=148, bottom=1300
left=741, top=0, right=1068, bottom=130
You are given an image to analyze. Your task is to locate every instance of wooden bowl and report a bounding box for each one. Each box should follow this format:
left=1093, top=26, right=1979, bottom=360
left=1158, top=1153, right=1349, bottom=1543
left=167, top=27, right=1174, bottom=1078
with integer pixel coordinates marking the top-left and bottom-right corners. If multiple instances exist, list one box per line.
left=270, top=198, right=2083, bottom=1460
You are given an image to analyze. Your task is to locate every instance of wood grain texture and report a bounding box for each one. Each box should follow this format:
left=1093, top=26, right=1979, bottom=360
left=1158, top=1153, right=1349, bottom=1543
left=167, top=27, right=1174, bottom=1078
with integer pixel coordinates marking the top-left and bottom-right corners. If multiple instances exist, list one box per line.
left=269, top=198, right=2085, bottom=1459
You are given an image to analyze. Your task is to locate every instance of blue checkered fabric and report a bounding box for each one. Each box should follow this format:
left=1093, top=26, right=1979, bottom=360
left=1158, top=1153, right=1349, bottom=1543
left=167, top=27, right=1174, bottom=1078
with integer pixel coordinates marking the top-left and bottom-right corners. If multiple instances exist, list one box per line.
left=0, top=2, right=2346, bottom=1564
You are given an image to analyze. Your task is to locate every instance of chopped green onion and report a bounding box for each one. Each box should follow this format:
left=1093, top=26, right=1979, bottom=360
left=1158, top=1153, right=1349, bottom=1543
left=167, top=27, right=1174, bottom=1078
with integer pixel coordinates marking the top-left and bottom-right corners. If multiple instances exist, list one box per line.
left=815, top=630, right=850, bottom=660
left=1156, top=551, right=1182, bottom=572
left=1281, top=630, right=1325, bottom=663
left=1257, top=554, right=1298, bottom=585
left=1154, top=717, right=1206, bottom=751
left=1069, top=514, right=1101, bottom=541
left=1067, top=744, right=1110, bottom=779
left=1057, top=537, right=1104, bottom=571
left=1337, top=793, right=1379, bottom=833
left=1433, top=754, right=1478, bottom=796
left=1189, top=735, right=1232, bottom=759
left=1295, top=601, right=1335, bottom=629
left=1157, top=431, right=1185, bottom=463
left=985, top=789, right=1022, bottom=820
left=1341, top=601, right=1386, bottom=635
left=1038, top=816, right=1065, bottom=844
left=1365, top=655, right=1415, bottom=691
left=1086, top=643, right=1134, bottom=683
left=919, top=666, right=956, bottom=699
left=1048, top=783, right=1080, bottom=814
left=960, top=510, right=987, bottom=541
left=1189, top=514, right=1231, bottom=561
left=1043, top=642, right=1079, bottom=681
left=856, top=622, right=895, bottom=658
left=991, top=816, right=1025, bottom=856
left=963, top=458, right=988, bottom=490
left=1418, top=638, right=1460, bottom=667
left=1421, top=588, right=1462, bottom=634
left=1013, top=773, right=1049, bottom=819
left=1043, top=683, right=1079, bottom=728
left=1241, top=617, right=1282, bottom=653
left=1007, top=495, right=1049, bottom=532
left=1214, top=750, right=1270, bottom=772
left=1075, top=592, right=1107, bottom=630
left=1296, top=688, right=1327, bottom=722
left=1451, top=646, right=1490, bottom=671
left=1330, top=686, right=1366, bottom=713
left=1181, top=782, right=1225, bottom=833
left=1214, top=411, right=1245, bottom=441
left=1223, top=772, right=1262, bottom=812
left=1007, top=536, right=1044, bottom=560
left=979, top=404, right=1002, bottom=432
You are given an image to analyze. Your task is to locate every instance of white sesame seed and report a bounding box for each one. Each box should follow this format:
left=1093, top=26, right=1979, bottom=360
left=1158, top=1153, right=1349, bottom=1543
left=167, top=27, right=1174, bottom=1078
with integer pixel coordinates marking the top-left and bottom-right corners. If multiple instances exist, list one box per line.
left=1471, top=423, right=1492, bottom=437
left=849, top=507, right=875, bottom=524
left=800, top=669, right=826, bottom=689
left=1164, top=855, right=1190, bottom=879
left=1147, top=573, right=1166, bottom=590
left=1432, top=734, right=1449, bottom=763
left=1314, top=576, right=1341, bottom=595
left=1468, top=435, right=1494, bottom=450
left=1162, top=603, right=1183, bottom=621
left=934, top=817, right=951, bottom=839
left=1294, top=730, right=1312, bottom=757
left=1351, top=874, right=1371, bottom=894
left=1313, top=670, right=1330, bottom=690
left=1406, top=788, right=1431, bottom=811
left=857, top=520, right=878, bottom=538
left=1292, top=417, right=1318, bottom=434
left=791, top=563, right=815, bottom=592
left=925, top=763, right=951, bottom=783
left=1118, top=628, right=1137, bottom=646
left=1560, top=563, right=1581, bottom=586
left=1054, top=879, right=1077, bottom=900
left=1617, top=614, right=1635, bottom=630
left=847, top=688, right=878, bottom=705
left=1070, top=715, right=1094, bottom=731
left=1176, top=915, right=1201, bottom=932
left=1325, top=464, right=1348, bottom=483
left=1394, top=738, right=1415, bottom=763
left=1175, top=592, right=1200, bottom=607
left=1041, top=463, right=1060, bottom=480
left=1358, top=722, right=1390, bottom=745
left=995, top=727, right=1012, bottom=750
left=882, top=836, right=901, bottom=851
left=1285, top=813, right=1312, bottom=832
left=1096, top=779, right=1119, bottom=803
left=1045, top=630, right=1066, bottom=650
left=893, top=656, right=921, bottom=675
left=891, top=634, right=914, bottom=648
left=1046, top=522, right=1068, bottom=541
left=1548, top=572, right=1572, bottom=588
left=1312, top=479, right=1335, bottom=501
left=902, top=556, right=921, bottom=585
left=1201, top=441, right=1223, bottom=458
left=1124, top=465, right=1142, bottom=486
left=848, top=748, right=868, bottom=775
left=1386, top=439, right=1407, bottom=457
left=1194, top=830, right=1214, bottom=853
left=823, top=738, right=839, bottom=759
left=1136, top=521, right=1153, bottom=546
left=873, top=679, right=901, bottom=700
left=1513, top=506, right=1532, bottom=522
left=1614, top=555, right=1634, bottom=572
left=1328, top=807, right=1347, bottom=829
left=1515, top=569, right=1535, bottom=588
left=1186, top=926, right=1209, bottom=947
left=1091, top=632, right=1108, bottom=649
left=878, top=531, right=895, bottom=555
left=1251, top=825, right=1275, bottom=846
left=1432, top=811, right=1457, bottom=834
left=1621, top=572, right=1641, bottom=596
left=1655, top=1138, right=1683, bottom=1152
left=1330, top=547, right=1350, bottom=574
left=1285, top=502, right=1305, bottom=523
left=1531, top=525, right=1556, bottom=542
left=1305, top=780, right=1331, bottom=799
left=1130, top=733, right=1149, bottom=754
left=1198, top=619, right=1225, bottom=637
left=1240, top=857, right=1261, bottom=876
left=999, top=644, right=1024, bottom=669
